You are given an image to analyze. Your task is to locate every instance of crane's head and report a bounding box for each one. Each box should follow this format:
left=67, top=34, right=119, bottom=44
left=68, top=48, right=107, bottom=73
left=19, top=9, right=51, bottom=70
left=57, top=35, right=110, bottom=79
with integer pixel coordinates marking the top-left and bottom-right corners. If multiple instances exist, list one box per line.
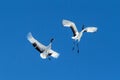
left=50, top=38, right=54, bottom=43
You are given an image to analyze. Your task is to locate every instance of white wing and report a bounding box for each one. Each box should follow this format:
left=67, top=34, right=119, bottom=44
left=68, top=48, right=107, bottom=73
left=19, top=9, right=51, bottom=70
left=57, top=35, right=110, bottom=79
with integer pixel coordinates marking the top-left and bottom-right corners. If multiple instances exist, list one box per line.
left=48, top=50, right=59, bottom=59
left=27, top=32, right=46, bottom=52
left=62, top=19, right=78, bottom=36
left=84, top=27, right=97, bottom=33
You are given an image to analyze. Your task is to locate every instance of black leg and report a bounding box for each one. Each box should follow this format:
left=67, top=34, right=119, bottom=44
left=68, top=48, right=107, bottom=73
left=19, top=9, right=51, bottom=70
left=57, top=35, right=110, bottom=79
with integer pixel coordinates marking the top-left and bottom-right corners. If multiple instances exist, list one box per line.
left=77, top=49, right=79, bottom=53
left=72, top=41, right=75, bottom=51
left=48, top=57, right=51, bottom=61
left=77, top=43, right=79, bottom=53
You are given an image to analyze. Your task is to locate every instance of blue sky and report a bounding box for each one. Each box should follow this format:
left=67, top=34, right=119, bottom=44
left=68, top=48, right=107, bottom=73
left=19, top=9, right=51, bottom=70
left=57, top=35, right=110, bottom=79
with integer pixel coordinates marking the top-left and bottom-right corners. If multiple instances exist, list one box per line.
left=0, top=0, right=120, bottom=80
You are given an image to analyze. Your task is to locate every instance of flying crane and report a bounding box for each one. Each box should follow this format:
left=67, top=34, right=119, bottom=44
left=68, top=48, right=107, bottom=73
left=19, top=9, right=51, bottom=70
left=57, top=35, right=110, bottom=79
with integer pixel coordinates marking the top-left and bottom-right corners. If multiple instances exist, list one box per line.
left=27, top=32, right=59, bottom=60
left=62, top=19, right=97, bottom=53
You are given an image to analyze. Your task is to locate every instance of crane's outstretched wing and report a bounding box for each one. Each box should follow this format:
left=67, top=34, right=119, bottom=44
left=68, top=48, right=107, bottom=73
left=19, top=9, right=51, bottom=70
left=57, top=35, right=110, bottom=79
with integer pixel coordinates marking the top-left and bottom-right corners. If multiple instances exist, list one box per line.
left=27, top=32, right=46, bottom=53
left=62, top=19, right=78, bottom=36
left=84, top=27, right=97, bottom=33
left=48, top=50, right=59, bottom=59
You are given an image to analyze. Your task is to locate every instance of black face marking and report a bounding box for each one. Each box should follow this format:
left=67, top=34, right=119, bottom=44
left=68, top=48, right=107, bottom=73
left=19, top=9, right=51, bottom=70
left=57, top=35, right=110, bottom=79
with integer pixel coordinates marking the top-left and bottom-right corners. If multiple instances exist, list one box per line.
left=50, top=38, right=54, bottom=43
left=82, top=25, right=85, bottom=30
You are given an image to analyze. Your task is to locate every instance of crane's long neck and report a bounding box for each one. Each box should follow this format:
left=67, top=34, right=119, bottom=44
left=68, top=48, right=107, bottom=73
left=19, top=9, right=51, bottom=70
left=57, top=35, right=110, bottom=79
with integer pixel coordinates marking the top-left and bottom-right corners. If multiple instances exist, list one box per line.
left=77, top=29, right=86, bottom=42
left=72, top=29, right=86, bottom=42
left=46, top=38, right=54, bottom=50
left=46, top=43, right=52, bottom=50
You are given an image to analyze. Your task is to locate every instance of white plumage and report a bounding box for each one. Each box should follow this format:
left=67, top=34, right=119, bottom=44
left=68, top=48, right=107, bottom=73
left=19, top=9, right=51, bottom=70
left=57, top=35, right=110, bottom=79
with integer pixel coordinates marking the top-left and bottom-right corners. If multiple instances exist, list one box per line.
left=27, top=32, right=59, bottom=59
left=62, top=19, right=97, bottom=42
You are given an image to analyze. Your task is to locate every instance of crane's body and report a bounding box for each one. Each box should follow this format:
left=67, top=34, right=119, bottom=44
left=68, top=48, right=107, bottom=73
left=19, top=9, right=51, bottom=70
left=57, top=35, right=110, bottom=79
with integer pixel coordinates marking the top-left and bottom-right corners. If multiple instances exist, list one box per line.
left=62, top=19, right=97, bottom=42
left=27, top=32, right=59, bottom=59
left=62, top=19, right=98, bottom=53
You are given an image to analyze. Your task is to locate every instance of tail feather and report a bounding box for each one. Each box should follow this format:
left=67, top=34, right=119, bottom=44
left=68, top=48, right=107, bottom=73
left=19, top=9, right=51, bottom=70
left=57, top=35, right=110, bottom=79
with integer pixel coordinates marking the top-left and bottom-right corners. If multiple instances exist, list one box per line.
left=40, top=53, right=47, bottom=59
left=72, top=36, right=76, bottom=40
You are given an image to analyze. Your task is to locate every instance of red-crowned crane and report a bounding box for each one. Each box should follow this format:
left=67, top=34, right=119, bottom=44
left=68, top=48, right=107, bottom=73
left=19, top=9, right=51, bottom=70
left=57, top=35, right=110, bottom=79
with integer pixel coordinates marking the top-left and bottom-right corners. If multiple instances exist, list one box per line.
left=27, top=32, right=59, bottom=60
left=62, top=19, right=97, bottom=53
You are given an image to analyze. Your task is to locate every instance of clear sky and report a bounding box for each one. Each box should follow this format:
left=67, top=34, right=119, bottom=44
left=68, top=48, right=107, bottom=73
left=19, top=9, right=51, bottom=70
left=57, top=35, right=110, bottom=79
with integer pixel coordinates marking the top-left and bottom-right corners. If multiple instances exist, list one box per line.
left=0, top=0, right=120, bottom=80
